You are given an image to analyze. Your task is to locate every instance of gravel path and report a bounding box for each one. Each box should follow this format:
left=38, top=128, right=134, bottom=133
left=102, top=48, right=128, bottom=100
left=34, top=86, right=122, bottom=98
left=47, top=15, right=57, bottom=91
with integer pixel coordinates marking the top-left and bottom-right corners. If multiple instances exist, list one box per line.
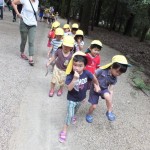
left=0, top=10, right=150, bottom=150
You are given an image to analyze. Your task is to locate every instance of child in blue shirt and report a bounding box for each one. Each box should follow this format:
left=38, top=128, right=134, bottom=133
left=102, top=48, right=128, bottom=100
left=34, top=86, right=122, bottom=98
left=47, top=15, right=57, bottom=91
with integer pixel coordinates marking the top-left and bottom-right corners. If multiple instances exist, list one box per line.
left=86, top=55, right=131, bottom=123
left=59, top=51, right=100, bottom=143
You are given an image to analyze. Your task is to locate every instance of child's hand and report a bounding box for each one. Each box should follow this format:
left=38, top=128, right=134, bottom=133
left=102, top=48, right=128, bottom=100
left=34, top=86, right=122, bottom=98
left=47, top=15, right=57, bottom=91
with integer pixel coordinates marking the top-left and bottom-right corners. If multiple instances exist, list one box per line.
left=94, top=84, right=101, bottom=93
left=46, top=60, right=51, bottom=67
left=73, top=71, right=79, bottom=80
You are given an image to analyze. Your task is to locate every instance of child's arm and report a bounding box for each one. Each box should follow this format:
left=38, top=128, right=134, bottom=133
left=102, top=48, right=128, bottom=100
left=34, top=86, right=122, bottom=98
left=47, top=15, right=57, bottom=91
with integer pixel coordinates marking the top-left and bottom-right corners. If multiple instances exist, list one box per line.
left=77, top=40, right=84, bottom=51
left=46, top=55, right=56, bottom=67
left=67, top=71, right=79, bottom=91
left=92, top=74, right=101, bottom=92
left=47, top=45, right=53, bottom=57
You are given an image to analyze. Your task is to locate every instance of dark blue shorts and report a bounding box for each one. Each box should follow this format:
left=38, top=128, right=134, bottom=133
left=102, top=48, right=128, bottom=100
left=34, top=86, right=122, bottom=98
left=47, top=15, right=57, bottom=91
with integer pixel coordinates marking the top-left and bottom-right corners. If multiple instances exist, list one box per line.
left=88, top=89, right=110, bottom=105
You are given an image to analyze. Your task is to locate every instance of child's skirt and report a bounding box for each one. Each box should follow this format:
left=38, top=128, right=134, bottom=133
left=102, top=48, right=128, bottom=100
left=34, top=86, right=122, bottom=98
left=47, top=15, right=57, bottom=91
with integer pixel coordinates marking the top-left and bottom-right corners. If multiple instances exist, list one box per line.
left=51, top=65, right=66, bottom=86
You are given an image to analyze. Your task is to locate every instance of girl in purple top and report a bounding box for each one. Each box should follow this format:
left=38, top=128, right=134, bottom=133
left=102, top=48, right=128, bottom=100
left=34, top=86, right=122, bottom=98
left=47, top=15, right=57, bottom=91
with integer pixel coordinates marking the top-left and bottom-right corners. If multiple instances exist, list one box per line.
left=46, top=36, right=74, bottom=97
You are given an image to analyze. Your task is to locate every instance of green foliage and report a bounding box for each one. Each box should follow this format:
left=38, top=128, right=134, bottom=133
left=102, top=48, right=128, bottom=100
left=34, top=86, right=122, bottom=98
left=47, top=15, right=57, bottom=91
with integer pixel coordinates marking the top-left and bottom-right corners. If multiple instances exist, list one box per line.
left=145, top=32, right=150, bottom=40
left=129, top=68, right=150, bottom=91
left=132, top=77, right=150, bottom=90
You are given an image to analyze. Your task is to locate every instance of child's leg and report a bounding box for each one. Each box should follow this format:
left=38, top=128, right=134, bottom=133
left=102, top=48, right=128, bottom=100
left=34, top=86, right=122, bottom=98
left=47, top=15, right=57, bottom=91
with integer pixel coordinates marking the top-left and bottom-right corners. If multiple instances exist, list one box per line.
left=49, top=82, right=55, bottom=97
left=59, top=101, right=76, bottom=142
left=103, top=93, right=112, bottom=112
left=86, top=90, right=100, bottom=123
left=103, top=93, right=115, bottom=121
left=88, top=104, right=97, bottom=115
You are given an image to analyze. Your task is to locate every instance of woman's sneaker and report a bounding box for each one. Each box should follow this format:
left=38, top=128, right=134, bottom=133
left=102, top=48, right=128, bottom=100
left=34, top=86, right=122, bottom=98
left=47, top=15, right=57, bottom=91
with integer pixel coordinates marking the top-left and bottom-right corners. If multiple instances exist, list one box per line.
left=106, top=111, right=116, bottom=121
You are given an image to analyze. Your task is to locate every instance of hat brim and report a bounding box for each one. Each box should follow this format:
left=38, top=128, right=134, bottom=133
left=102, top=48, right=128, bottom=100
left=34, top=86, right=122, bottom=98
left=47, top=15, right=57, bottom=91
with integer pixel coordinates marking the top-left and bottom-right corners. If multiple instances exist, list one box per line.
left=66, top=51, right=86, bottom=75
left=100, top=62, right=132, bottom=69
left=100, top=63, right=112, bottom=69
left=63, top=42, right=74, bottom=47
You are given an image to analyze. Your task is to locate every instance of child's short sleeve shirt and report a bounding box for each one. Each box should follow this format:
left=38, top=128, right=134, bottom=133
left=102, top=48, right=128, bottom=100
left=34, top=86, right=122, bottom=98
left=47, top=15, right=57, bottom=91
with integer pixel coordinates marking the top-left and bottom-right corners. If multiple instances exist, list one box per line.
left=55, top=48, right=73, bottom=71
left=85, top=53, right=100, bottom=74
left=96, top=69, right=117, bottom=90
left=66, top=70, right=93, bottom=102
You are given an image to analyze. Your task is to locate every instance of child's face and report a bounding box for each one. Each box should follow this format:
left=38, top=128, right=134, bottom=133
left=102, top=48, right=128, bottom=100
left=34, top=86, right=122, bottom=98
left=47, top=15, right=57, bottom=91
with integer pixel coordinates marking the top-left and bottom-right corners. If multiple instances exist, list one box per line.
left=110, top=68, right=123, bottom=77
left=62, top=45, right=72, bottom=53
left=77, top=36, right=82, bottom=42
left=56, top=35, right=63, bottom=40
left=64, top=28, right=70, bottom=32
left=90, top=47, right=100, bottom=57
left=73, top=61, right=85, bottom=75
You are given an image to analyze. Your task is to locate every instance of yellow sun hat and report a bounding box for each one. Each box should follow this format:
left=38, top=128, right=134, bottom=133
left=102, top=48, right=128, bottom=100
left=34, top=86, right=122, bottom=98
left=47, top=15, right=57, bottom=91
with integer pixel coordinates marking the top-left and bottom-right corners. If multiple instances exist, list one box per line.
left=55, top=28, right=64, bottom=35
left=91, top=40, right=103, bottom=47
left=63, top=24, right=70, bottom=29
left=52, top=21, right=60, bottom=28
left=72, top=23, right=79, bottom=29
left=75, top=30, right=84, bottom=36
left=100, top=55, right=132, bottom=69
left=66, top=51, right=86, bottom=75
left=63, top=36, right=75, bottom=47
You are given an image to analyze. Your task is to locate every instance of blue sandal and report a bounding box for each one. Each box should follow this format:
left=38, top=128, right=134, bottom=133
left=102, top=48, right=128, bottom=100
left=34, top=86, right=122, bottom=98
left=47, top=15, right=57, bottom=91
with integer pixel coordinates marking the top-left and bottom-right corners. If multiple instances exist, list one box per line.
left=106, top=111, right=116, bottom=121
left=86, top=114, right=93, bottom=123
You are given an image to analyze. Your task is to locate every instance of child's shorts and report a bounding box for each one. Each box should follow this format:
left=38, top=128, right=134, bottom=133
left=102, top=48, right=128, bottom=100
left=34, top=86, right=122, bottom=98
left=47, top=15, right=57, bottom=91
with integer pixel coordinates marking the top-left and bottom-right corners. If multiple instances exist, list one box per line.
left=88, top=89, right=110, bottom=105
left=51, top=65, right=66, bottom=86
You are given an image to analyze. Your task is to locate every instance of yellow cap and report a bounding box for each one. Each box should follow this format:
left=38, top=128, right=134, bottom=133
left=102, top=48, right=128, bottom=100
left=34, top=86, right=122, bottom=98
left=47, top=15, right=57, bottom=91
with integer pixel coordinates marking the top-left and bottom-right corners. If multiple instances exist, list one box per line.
left=63, top=36, right=75, bottom=47
left=91, top=40, right=103, bottom=47
left=52, top=21, right=60, bottom=28
left=44, top=9, right=49, bottom=13
left=63, top=24, right=70, bottom=29
left=100, top=55, right=131, bottom=69
left=72, top=23, right=79, bottom=29
left=55, top=28, right=64, bottom=35
left=66, top=51, right=86, bottom=75
left=75, top=30, right=84, bottom=36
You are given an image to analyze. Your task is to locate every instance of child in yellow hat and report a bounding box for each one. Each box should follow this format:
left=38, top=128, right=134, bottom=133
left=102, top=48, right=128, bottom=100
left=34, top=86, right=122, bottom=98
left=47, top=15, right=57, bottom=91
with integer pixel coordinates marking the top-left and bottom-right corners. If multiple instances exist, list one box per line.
left=85, top=40, right=103, bottom=74
left=74, top=30, right=84, bottom=52
left=71, top=23, right=79, bottom=37
left=59, top=51, right=100, bottom=143
left=86, top=55, right=131, bottom=123
left=63, top=24, right=71, bottom=36
left=46, top=36, right=75, bottom=97
left=47, top=27, right=63, bottom=59
left=47, top=21, right=60, bottom=55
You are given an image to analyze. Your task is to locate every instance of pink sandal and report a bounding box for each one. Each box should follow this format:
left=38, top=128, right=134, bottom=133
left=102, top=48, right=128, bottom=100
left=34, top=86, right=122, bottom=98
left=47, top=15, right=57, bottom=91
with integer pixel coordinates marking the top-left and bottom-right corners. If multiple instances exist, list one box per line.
left=57, top=89, right=63, bottom=96
left=59, top=131, right=66, bottom=143
left=49, top=89, right=54, bottom=97
left=21, top=54, right=28, bottom=60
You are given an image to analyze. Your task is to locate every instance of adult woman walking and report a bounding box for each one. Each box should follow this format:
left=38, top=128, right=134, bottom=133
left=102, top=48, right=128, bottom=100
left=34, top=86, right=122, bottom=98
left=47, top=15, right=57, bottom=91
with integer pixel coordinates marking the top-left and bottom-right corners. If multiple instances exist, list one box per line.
left=12, top=0, right=39, bottom=66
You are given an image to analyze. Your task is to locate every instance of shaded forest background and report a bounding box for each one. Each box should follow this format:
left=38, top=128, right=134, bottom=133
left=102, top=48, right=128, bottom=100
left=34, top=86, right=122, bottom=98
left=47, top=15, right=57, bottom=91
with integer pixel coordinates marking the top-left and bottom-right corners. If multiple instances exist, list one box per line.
left=40, top=0, right=150, bottom=75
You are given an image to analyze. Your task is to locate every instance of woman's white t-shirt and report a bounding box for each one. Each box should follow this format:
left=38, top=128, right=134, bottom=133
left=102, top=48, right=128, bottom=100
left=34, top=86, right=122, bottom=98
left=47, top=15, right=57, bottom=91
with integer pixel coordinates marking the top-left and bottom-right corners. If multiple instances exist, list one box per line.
left=20, top=0, right=39, bottom=26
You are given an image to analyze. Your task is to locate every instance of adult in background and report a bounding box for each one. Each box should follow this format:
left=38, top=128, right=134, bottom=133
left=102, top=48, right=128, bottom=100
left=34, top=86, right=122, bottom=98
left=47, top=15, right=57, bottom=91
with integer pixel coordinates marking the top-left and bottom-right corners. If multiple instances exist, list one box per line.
left=0, top=0, right=4, bottom=19
left=12, top=0, right=39, bottom=66
left=11, top=2, right=22, bottom=22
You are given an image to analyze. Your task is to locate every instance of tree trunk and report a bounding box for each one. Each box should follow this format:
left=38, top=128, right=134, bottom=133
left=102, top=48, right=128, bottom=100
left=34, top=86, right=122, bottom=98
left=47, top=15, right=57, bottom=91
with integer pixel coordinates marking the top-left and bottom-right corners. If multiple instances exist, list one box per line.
left=60, top=0, right=66, bottom=18
left=94, top=0, right=103, bottom=27
left=66, top=0, right=71, bottom=24
left=123, top=13, right=135, bottom=36
left=80, top=0, right=93, bottom=35
left=78, top=5, right=83, bottom=22
left=140, top=26, right=149, bottom=42
left=109, top=0, right=119, bottom=31
left=91, top=0, right=97, bottom=31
